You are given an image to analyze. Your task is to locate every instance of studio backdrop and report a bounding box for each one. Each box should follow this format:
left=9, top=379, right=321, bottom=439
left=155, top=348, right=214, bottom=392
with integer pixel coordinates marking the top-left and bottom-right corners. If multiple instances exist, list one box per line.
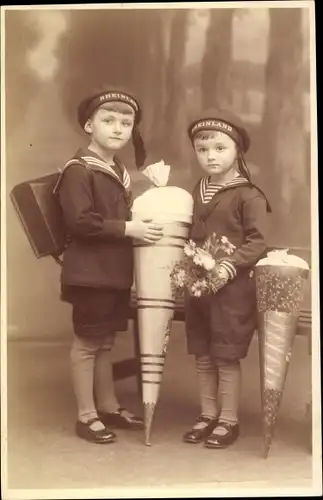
left=5, top=6, right=312, bottom=337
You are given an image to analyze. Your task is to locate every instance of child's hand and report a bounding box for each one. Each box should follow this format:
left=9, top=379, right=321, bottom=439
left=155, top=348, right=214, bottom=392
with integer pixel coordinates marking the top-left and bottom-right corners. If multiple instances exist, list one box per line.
left=217, top=266, right=231, bottom=282
left=125, top=220, right=164, bottom=243
left=211, top=264, right=231, bottom=288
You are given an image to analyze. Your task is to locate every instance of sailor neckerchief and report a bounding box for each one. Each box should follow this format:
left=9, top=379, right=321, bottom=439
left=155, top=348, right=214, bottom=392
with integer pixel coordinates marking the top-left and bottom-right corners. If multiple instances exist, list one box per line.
left=200, top=174, right=248, bottom=204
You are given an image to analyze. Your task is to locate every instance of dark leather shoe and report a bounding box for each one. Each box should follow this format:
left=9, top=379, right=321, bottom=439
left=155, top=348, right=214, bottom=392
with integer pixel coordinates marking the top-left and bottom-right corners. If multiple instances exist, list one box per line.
left=183, top=415, right=218, bottom=444
left=75, top=418, right=117, bottom=444
left=98, top=407, right=144, bottom=430
left=204, top=422, right=240, bottom=449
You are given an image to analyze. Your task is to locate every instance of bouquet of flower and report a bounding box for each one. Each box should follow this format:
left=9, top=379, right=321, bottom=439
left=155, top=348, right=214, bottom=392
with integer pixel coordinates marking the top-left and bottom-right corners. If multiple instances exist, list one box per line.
left=170, top=233, right=236, bottom=298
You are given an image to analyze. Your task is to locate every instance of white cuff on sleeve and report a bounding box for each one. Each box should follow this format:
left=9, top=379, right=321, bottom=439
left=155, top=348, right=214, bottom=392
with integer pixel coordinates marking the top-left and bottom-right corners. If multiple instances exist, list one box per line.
left=220, top=260, right=237, bottom=280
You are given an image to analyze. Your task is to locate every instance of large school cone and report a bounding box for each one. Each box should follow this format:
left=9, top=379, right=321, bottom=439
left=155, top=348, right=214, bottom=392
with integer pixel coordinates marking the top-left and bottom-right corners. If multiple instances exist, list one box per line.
left=255, top=252, right=309, bottom=457
left=132, top=186, right=193, bottom=445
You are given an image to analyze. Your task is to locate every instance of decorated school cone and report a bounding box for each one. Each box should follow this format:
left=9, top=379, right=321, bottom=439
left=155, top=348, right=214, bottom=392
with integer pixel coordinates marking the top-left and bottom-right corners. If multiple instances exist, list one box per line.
left=132, top=162, right=193, bottom=445
left=255, top=250, right=310, bottom=458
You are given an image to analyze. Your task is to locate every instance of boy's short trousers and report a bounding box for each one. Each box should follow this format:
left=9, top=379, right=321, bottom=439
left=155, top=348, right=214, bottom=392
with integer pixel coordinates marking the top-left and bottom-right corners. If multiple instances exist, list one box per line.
left=185, top=275, right=257, bottom=361
left=61, top=285, right=131, bottom=339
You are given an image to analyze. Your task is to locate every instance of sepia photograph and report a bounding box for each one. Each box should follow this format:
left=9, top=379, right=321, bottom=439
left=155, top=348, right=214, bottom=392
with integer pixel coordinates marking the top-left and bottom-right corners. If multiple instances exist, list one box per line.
left=1, top=1, right=321, bottom=498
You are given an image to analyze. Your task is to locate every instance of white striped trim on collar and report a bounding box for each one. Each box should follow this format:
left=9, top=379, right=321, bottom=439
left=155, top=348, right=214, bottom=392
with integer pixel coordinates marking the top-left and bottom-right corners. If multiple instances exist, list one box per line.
left=200, top=175, right=248, bottom=203
left=81, top=155, right=131, bottom=191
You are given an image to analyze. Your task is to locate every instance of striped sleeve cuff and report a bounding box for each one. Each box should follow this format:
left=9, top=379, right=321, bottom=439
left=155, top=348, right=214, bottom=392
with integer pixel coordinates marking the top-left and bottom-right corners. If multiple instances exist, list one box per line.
left=220, top=260, right=237, bottom=280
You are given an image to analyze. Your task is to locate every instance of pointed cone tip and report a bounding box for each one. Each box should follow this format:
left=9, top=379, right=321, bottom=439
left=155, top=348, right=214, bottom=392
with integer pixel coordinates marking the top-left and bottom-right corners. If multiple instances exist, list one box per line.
left=263, top=434, right=272, bottom=458
left=144, top=402, right=156, bottom=446
left=261, top=387, right=283, bottom=459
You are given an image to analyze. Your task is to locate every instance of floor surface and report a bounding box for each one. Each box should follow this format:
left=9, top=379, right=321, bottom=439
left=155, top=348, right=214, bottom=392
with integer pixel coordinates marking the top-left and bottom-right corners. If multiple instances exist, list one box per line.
left=4, top=323, right=318, bottom=497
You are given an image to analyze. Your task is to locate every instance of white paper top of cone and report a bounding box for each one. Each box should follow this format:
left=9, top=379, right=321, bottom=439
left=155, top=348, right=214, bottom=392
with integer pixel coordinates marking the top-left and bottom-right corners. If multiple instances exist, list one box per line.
left=141, top=160, right=170, bottom=187
left=256, top=249, right=309, bottom=270
left=132, top=186, right=194, bottom=223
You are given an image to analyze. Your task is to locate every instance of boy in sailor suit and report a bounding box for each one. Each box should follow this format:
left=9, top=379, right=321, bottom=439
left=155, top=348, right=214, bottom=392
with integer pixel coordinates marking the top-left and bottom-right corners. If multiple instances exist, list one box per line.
left=182, top=109, right=271, bottom=449
left=55, top=88, right=164, bottom=444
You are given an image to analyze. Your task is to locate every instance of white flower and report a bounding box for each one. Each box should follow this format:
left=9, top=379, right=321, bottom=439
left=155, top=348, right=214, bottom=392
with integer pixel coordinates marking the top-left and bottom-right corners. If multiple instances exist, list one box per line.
left=176, top=275, right=185, bottom=288
left=227, top=244, right=236, bottom=255
left=191, top=279, right=208, bottom=296
left=220, top=235, right=236, bottom=255
left=172, top=268, right=186, bottom=288
left=193, top=254, right=203, bottom=266
left=177, top=269, right=186, bottom=280
left=203, top=256, right=215, bottom=271
left=195, top=248, right=215, bottom=270
left=184, top=240, right=196, bottom=257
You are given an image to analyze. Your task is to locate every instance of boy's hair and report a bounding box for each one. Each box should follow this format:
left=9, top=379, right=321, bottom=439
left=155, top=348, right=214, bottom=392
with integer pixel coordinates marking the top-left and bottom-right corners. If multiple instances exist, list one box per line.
left=193, top=130, right=232, bottom=142
left=94, top=101, right=136, bottom=117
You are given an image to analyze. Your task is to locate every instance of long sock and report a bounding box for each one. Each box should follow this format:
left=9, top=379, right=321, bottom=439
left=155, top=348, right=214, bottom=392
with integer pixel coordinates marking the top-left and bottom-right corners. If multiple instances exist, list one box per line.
left=193, top=355, right=218, bottom=429
left=214, top=358, right=241, bottom=435
left=95, top=335, right=120, bottom=414
left=70, top=335, right=104, bottom=430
